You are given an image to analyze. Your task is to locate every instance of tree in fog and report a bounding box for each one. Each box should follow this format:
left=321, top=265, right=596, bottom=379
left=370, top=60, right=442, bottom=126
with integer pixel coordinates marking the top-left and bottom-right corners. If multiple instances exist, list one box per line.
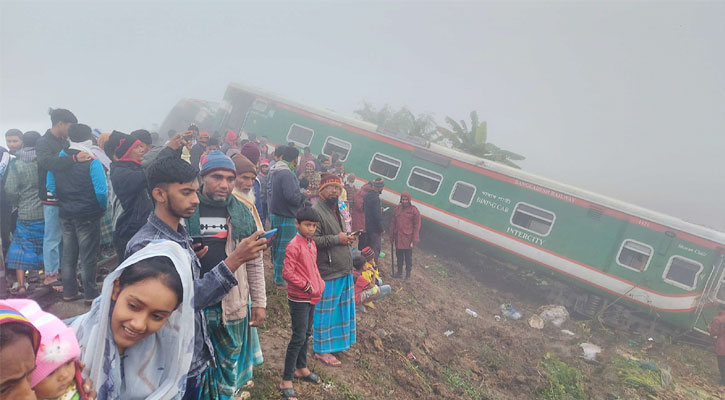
left=437, top=111, right=525, bottom=169
left=354, top=103, right=438, bottom=140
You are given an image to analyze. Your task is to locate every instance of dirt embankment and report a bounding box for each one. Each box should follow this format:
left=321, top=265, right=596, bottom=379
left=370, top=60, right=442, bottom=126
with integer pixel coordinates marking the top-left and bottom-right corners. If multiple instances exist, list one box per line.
left=250, top=234, right=724, bottom=400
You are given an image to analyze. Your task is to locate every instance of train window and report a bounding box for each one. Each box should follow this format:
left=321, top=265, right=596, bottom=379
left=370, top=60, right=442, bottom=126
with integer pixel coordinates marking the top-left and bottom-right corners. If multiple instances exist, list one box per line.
left=322, top=136, right=351, bottom=162
left=251, top=99, right=269, bottom=112
left=286, top=124, right=314, bottom=147
left=662, top=256, right=703, bottom=291
left=716, top=276, right=725, bottom=303
left=510, top=202, right=555, bottom=236
left=449, top=181, right=476, bottom=207
left=407, top=167, right=443, bottom=195
left=615, top=240, right=653, bottom=272
left=369, top=153, right=401, bottom=180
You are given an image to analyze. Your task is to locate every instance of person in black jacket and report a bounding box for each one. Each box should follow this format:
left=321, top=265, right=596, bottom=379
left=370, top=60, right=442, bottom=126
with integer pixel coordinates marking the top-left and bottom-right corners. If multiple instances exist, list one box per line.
left=110, top=130, right=187, bottom=264
left=36, top=109, right=91, bottom=286
left=46, top=123, right=107, bottom=303
left=363, top=178, right=385, bottom=264
left=189, top=130, right=210, bottom=169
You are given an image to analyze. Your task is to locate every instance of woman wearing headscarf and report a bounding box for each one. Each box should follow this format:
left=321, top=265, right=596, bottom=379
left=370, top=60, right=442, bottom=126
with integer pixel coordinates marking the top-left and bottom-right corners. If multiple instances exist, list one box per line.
left=299, top=160, right=320, bottom=205
left=70, top=241, right=195, bottom=400
left=0, top=301, right=41, bottom=399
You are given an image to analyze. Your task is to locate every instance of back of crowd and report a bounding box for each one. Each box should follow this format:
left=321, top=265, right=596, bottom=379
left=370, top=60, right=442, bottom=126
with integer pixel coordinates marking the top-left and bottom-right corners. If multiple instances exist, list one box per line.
left=0, top=110, right=423, bottom=400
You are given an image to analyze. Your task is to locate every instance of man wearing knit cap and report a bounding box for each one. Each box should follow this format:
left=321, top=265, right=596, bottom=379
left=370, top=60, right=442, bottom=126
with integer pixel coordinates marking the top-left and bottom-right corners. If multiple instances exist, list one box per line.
left=47, top=123, right=107, bottom=303
left=364, top=177, right=386, bottom=264
left=268, top=146, right=306, bottom=288
left=184, top=150, right=266, bottom=398
left=240, top=141, right=266, bottom=226
left=311, top=172, right=356, bottom=366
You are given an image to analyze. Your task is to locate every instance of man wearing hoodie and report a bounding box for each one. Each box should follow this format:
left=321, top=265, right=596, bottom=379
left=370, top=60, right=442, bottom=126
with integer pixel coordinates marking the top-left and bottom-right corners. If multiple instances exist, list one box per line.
left=269, top=146, right=306, bottom=288
left=46, top=123, right=107, bottom=303
left=389, top=191, right=421, bottom=281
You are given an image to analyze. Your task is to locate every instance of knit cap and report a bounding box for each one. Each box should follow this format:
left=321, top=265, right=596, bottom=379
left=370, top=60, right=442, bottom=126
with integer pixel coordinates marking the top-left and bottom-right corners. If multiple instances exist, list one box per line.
left=200, top=150, right=236, bottom=177
left=0, top=301, right=40, bottom=354
left=199, top=131, right=210, bottom=138
left=3, top=300, right=80, bottom=388
left=259, top=158, right=270, bottom=166
left=361, top=246, right=376, bottom=262
left=319, top=173, right=343, bottom=192
left=371, top=177, right=385, bottom=189
left=232, top=154, right=256, bottom=176
left=241, top=141, right=261, bottom=165
left=68, top=123, right=93, bottom=143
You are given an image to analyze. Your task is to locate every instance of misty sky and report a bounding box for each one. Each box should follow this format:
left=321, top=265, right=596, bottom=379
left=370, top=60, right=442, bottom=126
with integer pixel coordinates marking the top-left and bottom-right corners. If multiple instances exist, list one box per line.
left=1, top=1, right=723, bottom=231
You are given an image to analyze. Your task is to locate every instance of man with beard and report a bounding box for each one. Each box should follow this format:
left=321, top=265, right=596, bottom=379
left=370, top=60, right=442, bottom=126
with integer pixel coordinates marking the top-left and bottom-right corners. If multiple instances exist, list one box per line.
left=311, top=173, right=357, bottom=367
left=127, top=155, right=267, bottom=400
left=269, top=146, right=306, bottom=288
left=232, top=155, right=263, bottom=231
left=184, top=151, right=267, bottom=399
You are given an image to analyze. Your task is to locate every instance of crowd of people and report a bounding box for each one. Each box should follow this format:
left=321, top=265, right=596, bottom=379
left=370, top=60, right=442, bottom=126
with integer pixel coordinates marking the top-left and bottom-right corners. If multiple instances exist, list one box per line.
left=0, top=108, right=422, bottom=400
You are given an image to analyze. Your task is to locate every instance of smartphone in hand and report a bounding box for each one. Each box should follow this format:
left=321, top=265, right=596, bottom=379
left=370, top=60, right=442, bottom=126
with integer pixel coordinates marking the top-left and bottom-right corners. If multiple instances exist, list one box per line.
left=258, top=228, right=278, bottom=239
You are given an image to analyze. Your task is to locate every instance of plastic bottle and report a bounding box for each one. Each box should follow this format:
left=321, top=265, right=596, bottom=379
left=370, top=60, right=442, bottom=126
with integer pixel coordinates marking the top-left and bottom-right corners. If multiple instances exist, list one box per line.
left=465, top=308, right=478, bottom=318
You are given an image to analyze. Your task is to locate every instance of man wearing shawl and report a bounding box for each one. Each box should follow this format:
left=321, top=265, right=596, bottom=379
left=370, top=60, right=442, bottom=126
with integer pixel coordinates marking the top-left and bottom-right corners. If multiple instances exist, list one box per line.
left=389, top=191, right=421, bottom=281
left=311, top=173, right=357, bottom=367
left=5, top=131, right=44, bottom=294
left=185, top=151, right=266, bottom=400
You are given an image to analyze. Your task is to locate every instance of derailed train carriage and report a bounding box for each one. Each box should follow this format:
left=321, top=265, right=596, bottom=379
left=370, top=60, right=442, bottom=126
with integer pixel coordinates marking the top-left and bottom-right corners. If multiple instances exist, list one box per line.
left=161, top=83, right=725, bottom=337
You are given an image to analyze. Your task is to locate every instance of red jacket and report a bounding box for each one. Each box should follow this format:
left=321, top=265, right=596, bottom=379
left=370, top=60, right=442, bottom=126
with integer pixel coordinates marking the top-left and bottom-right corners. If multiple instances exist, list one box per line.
left=389, top=192, right=421, bottom=249
left=351, top=183, right=371, bottom=232
left=709, top=311, right=725, bottom=355
left=283, top=233, right=325, bottom=304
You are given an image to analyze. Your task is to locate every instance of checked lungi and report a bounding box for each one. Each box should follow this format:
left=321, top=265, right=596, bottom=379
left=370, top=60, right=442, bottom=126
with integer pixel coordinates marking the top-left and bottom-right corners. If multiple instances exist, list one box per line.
left=7, top=219, right=44, bottom=271
left=313, top=274, right=356, bottom=353
left=200, top=305, right=263, bottom=400
left=270, top=213, right=297, bottom=285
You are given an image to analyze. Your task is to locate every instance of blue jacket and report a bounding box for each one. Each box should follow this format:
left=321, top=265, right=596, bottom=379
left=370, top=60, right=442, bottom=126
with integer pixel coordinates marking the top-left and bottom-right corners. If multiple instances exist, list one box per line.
left=46, top=149, right=107, bottom=219
left=253, top=178, right=265, bottom=226
left=268, top=161, right=305, bottom=218
left=126, top=212, right=238, bottom=377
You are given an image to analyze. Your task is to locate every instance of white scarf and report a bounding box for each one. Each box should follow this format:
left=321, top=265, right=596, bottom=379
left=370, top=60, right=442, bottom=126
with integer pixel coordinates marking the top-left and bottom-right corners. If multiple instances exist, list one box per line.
left=70, top=241, right=195, bottom=400
left=68, top=139, right=96, bottom=155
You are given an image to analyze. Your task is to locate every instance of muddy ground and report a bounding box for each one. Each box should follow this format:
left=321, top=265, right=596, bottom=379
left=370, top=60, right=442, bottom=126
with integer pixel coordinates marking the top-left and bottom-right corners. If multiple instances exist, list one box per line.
left=34, top=235, right=723, bottom=400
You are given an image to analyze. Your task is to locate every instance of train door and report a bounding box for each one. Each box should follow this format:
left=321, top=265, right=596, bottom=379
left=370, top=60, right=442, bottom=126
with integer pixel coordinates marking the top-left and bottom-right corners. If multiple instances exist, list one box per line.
left=693, top=253, right=725, bottom=333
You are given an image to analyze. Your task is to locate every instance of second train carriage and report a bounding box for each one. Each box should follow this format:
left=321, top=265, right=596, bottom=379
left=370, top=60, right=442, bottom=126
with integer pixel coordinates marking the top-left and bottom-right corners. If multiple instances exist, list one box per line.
left=162, top=83, right=725, bottom=335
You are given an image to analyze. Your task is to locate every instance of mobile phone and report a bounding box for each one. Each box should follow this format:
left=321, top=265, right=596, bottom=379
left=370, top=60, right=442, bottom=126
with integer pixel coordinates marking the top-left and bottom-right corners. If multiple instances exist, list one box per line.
left=74, top=361, right=89, bottom=400
left=258, top=228, right=278, bottom=239
left=351, top=230, right=364, bottom=236
left=192, top=236, right=204, bottom=247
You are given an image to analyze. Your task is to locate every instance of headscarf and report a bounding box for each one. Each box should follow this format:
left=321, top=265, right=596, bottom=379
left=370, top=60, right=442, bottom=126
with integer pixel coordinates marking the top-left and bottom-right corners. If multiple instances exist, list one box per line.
left=70, top=241, right=195, bottom=400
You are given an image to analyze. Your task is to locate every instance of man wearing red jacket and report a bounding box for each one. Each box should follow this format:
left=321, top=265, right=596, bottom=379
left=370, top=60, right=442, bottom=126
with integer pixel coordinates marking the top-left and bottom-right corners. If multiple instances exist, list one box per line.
left=280, top=206, right=325, bottom=399
left=709, top=305, right=725, bottom=384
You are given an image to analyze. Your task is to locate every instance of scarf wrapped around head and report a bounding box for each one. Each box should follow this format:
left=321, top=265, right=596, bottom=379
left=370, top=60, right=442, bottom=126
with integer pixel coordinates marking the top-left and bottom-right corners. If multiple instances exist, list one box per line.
left=69, top=241, right=195, bottom=400
left=0, top=301, right=41, bottom=353
left=185, top=190, right=257, bottom=242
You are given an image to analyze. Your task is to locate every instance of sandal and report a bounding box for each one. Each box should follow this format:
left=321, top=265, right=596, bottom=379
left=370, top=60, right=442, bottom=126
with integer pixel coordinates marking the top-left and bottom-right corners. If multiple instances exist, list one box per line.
left=294, top=372, right=321, bottom=384
left=279, top=386, right=298, bottom=399
left=63, top=294, right=83, bottom=302
left=10, top=282, right=29, bottom=295
left=314, top=353, right=341, bottom=367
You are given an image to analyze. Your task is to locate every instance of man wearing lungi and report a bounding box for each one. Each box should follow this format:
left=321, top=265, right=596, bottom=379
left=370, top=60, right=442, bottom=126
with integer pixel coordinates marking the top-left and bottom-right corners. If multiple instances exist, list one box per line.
left=312, top=173, right=357, bottom=366
left=268, top=146, right=306, bottom=289
left=184, top=151, right=267, bottom=399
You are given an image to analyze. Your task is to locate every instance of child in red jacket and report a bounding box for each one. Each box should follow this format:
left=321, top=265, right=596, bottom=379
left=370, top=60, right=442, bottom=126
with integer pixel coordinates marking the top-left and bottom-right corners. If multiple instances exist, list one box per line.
left=280, top=207, right=325, bottom=399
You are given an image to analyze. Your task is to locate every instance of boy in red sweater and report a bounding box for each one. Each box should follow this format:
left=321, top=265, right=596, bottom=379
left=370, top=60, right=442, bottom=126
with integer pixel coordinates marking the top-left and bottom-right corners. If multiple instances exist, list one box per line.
left=280, top=207, right=325, bottom=399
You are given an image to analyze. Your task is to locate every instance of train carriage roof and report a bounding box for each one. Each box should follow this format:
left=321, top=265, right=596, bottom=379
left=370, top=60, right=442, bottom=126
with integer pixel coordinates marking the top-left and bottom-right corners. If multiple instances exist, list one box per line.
left=228, top=83, right=725, bottom=246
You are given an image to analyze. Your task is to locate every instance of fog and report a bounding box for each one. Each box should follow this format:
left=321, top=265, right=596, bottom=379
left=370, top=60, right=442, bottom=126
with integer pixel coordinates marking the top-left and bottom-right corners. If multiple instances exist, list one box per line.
left=1, top=1, right=723, bottom=231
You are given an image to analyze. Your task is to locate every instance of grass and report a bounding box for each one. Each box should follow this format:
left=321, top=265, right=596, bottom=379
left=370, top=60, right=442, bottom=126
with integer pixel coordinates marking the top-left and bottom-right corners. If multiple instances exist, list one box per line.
left=610, top=355, right=662, bottom=395
left=539, top=353, right=587, bottom=400
left=441, top=366, right=486, bottom=400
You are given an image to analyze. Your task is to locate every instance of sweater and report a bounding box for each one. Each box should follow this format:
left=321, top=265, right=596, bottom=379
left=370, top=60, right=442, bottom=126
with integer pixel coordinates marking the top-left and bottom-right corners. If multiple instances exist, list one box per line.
left=283, top=234, right=325, bottom=304
left=268, top=161, right=305, bottom=218
left=312, top=198, right=353, bottom=280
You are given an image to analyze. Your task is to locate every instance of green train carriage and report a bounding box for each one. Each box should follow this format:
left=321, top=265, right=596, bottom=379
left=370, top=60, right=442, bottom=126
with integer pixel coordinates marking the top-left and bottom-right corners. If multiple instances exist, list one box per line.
left=163, top=83, right=725, bottom=335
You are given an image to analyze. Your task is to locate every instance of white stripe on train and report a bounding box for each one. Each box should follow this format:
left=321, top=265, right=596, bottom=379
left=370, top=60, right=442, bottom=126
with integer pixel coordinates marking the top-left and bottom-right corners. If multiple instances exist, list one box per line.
left=373, top=184, right=699, bottom=312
